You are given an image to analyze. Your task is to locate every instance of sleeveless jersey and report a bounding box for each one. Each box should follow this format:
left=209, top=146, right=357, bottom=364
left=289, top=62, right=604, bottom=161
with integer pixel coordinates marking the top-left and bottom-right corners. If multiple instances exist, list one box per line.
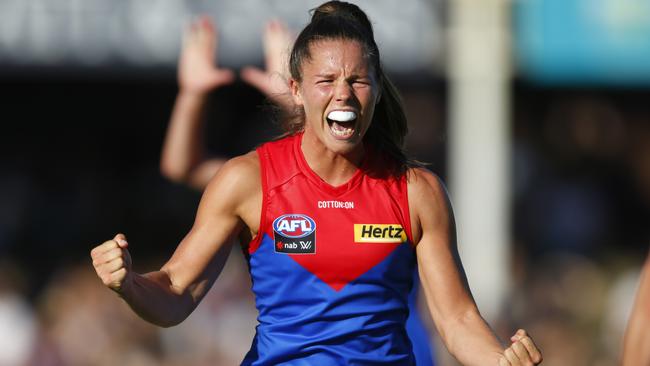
left=242, top=133, right=417, bottom=366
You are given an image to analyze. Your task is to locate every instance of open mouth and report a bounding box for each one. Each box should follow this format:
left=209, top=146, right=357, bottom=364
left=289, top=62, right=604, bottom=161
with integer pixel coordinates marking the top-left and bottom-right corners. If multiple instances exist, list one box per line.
left=326, top=110, right=357, bottom=139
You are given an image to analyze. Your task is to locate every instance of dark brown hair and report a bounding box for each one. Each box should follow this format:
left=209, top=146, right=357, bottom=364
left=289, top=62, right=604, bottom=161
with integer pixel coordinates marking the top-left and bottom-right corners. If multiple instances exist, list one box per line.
left=282, top=1, right=415, bottom=175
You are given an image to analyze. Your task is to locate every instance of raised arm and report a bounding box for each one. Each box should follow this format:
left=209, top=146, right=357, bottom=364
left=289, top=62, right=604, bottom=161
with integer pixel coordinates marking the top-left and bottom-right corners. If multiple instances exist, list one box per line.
left=622, top=252, right=650, bottom=366
left=161, top=18, right=294, bottom=191
left=408, top=168, right=542, bottom=366
left=161, top=16, right=235, bottom=189
left=91, top=152, right=261, bottom=327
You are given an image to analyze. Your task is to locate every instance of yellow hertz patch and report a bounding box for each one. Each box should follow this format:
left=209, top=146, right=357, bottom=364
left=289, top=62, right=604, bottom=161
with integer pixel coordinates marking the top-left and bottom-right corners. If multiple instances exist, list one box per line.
left=354, top=224, right=407, bottom=243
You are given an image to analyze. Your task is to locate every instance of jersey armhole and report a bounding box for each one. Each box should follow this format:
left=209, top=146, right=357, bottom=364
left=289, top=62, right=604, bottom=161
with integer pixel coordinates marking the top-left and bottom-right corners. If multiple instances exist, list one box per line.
left=247, top=148, right=268, bottom=254
left=401, top=173, right=416, bottom=249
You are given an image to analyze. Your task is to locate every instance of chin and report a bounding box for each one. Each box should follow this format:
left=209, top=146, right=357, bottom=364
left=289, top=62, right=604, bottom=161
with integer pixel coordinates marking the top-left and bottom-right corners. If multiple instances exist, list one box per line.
left=324, top=135, right=364, bottom=156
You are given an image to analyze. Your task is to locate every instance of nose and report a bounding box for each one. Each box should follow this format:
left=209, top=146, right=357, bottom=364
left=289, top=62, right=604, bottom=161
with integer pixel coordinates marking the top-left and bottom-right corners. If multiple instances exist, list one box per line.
left=334, top=80, right=353, bottom=102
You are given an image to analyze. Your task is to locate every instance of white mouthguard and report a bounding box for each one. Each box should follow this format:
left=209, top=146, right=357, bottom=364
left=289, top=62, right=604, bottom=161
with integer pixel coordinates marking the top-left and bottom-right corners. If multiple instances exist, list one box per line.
left=327, top=110, right=357, bottom=122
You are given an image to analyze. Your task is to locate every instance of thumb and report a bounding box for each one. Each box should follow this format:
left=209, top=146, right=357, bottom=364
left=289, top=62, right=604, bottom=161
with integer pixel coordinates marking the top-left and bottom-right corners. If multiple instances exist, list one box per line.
left=510, top=328, right=527, bottom=342
left=212, top=68, right=235, bottom=86
left=113, top=233, right=129, bottom=248
left=240, top=67, right=271, bottom=93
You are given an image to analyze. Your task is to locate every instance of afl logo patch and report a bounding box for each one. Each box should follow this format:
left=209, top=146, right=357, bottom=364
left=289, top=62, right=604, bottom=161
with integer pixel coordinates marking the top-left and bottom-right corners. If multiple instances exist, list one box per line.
left=272, top=214, right=316, bottom=254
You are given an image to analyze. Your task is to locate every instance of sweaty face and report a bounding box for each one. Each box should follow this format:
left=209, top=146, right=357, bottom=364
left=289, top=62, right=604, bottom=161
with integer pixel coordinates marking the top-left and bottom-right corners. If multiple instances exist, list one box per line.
left=291, top=39, right=380, bottom=158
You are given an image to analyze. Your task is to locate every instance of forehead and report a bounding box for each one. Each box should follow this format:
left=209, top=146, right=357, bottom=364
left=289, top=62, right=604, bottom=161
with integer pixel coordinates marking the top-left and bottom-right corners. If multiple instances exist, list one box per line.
left=303, top=39, right=372, bottom=74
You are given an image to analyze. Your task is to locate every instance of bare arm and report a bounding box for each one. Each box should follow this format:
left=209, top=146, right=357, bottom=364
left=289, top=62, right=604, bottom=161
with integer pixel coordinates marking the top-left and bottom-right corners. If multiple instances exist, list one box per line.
left=92, top=153, right=261, bottom=327
left=622, top=253, right=650, bottom=366
left=409, top=168, right=542, bottom=365
left=160, top=16, right=234, bottom=189
left=161, top=17, right=294, bottom=191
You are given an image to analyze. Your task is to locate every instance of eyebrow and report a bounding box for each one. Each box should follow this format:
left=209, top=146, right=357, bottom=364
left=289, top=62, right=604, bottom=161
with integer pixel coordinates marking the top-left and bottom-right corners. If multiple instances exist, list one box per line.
left=314, top=73, right=370, bottom=79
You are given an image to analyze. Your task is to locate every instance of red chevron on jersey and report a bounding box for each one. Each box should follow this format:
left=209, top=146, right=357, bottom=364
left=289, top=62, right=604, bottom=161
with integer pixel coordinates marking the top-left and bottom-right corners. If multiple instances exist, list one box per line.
left=286, top=216, right=404, bottom=291
left=250, top=132, right=414, bottom=291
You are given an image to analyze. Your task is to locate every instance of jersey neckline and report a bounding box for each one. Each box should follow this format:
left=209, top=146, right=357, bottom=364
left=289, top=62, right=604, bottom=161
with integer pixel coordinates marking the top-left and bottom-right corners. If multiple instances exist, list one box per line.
left=293, top=132, right=366, bottom=197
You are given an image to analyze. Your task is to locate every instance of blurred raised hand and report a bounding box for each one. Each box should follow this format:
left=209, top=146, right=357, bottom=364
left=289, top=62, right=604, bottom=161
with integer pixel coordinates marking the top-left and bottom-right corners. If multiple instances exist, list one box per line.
left=178, top=16, right=235, bottom=95
left=162, top=18, right=295, bottom=190
left=241, top=20, right=294, bottom=109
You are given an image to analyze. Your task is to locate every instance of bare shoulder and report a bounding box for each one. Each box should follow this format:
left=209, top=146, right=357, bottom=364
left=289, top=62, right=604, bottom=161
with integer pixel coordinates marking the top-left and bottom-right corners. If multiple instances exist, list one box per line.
left=206, top=151, right=259, bottom=187
left=406, top=167, right=453, bottom=244
left=407, top=167, right=449, bottom=206
left=201, top=151, right=261, bottom=212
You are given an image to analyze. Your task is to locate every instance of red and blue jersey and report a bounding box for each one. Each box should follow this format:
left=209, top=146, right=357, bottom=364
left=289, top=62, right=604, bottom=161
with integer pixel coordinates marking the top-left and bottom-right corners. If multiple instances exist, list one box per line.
left=242, top=133, right=417, bottom=365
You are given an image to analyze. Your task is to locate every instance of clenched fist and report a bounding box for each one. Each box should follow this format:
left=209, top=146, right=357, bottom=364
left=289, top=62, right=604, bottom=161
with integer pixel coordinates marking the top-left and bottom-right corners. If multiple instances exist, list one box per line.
left=90, top=233, right=133, bottom=294
left=499, top=329, right=543, bottom=365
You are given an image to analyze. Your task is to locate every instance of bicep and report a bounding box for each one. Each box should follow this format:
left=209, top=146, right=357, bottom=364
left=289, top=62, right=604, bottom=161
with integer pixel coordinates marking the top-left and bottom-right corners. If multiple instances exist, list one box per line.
left=410, top=170, right=477, bottom=328
left=416, top=229, right=477, bottom=329
left=161, top=157, right=256, bottom=302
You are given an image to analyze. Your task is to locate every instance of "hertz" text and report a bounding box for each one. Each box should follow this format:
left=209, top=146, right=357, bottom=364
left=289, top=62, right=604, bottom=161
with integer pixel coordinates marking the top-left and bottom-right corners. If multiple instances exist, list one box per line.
left=354, top=224, right=406, bottom=243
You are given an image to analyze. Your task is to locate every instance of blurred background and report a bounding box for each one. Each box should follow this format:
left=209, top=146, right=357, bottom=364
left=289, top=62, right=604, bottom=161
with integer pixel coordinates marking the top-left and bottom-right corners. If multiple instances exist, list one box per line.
left=0, top=0, right=649, bottom=365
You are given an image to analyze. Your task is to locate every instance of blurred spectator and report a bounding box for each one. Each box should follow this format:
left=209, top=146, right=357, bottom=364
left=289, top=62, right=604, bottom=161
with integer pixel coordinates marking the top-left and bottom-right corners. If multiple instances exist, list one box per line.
left=0, top=261, right=37, bottom=366
left=159, top=250, right=257, bottom=366
left=33, top=263, right=161, bottom=366
left=621, top=252, right=650, bottom=365
left=505, top=253, right=611, bottom=366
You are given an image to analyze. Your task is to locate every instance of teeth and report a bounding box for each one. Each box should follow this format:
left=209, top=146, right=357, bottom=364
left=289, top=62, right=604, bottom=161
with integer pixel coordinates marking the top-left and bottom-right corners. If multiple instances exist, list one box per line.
left=327, top=110, right=357, bottom=122
left=330, top=122, right=354, bottom=137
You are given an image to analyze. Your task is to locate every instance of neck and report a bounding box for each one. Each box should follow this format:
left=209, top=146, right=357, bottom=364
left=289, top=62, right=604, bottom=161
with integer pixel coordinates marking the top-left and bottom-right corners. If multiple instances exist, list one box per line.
left=300, top=132, right=365, bottom=187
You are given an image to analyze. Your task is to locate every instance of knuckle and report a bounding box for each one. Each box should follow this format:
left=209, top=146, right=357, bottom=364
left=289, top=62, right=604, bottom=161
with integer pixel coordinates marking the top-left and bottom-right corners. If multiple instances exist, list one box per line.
left=112, top=268, right=125, bottom=280
left=95, top=266, right=106, bottom=277
left=104, top=249, right=118, bottom=262
left=514, top=342, right=526, bottom=352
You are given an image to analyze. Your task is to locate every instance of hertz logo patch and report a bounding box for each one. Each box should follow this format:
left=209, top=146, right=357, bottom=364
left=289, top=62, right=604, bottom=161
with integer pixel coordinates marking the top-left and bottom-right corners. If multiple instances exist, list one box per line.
left=354, top=224, right=406, bottom=243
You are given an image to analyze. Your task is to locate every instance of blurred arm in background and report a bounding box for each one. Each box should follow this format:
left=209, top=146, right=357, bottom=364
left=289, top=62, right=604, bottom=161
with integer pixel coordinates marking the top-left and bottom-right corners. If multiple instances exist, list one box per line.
left=622, top=252, right=650, bottom=366
left=160, top=16, right=293, bottom=190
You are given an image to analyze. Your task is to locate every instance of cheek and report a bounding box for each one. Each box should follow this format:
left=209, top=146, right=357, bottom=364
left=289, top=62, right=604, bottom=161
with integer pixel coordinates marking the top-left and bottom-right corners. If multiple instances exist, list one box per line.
left=358, top=86, right=379, bottom=104
left=303, top=88, right=330, bottom=111
left=311, top=85, right=332, bottom=99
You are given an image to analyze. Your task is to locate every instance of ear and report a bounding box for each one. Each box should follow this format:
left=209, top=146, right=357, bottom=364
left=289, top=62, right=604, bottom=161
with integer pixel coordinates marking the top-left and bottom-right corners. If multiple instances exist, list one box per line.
left=289, top=78, right=303, bottom=106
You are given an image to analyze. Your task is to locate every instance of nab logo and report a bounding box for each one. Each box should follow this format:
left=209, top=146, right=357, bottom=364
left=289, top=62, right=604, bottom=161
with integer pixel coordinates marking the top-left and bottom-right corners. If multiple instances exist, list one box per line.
left=354, top=224, right=406, bottom=243
left=273, top=214, right=316, bottom=254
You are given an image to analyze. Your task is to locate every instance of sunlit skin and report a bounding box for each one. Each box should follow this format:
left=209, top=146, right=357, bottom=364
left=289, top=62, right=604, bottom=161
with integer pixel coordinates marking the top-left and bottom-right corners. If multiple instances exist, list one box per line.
left=290, top=39, right=380, bottom=186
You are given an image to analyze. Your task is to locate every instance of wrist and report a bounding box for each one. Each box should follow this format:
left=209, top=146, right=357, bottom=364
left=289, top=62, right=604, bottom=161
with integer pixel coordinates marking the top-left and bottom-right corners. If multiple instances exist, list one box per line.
left=114, top=273, right=136, bottom=300
left=177, top=87, right=211, bottom=101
